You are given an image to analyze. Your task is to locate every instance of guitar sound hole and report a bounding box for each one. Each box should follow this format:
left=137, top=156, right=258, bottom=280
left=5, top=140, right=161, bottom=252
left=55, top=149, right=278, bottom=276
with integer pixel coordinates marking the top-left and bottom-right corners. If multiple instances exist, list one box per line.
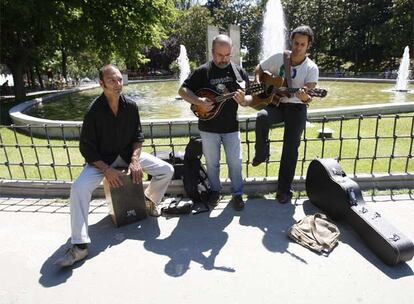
left=265, top=85, right=274, bottom=96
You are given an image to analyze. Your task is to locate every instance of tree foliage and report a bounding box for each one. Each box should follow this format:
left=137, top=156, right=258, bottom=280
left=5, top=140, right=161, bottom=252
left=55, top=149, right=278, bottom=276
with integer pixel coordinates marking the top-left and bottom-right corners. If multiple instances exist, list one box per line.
left=174, top=5, right=213, bottom=66
left=282, top=0, right=413, bottom=72
left=1, top=0, right=413, bottom=101
left=0, top=0, right=176, bottom=100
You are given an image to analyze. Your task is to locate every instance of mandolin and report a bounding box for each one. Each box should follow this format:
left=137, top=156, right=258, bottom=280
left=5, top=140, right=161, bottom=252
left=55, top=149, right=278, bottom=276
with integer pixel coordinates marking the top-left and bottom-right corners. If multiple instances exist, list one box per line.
left=191, top=83, right=264, bottom=120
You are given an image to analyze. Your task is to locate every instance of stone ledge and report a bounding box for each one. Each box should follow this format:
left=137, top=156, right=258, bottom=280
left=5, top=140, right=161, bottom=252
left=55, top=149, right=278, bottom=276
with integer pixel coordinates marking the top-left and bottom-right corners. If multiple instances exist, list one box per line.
left=1, top=173, right=412, bottom=198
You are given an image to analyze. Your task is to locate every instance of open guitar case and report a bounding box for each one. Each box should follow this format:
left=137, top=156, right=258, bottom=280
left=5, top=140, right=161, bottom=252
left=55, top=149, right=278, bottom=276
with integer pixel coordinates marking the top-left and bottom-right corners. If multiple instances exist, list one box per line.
left=306, top=158, right=414, bottom=266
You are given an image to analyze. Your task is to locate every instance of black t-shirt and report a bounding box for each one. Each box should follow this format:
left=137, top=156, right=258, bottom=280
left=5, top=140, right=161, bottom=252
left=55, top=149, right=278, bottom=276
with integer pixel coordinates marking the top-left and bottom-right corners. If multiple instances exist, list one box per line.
left=182, top=61, right=250, bottom=133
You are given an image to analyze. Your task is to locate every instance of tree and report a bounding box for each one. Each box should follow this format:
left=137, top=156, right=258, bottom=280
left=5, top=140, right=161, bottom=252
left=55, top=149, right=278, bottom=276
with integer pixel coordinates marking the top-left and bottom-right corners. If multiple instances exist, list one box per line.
left=282, top=0, right=411, bottom=72
left=174, top=5, right=213, bottom=66
left=1, top=0, right=177, bottom=100
left=207, top=0, right=265, bottom=71
left=174, top=0, right=201, bottom=10
left=0, top=0, right=58, bottom=100
left=143, top=37, right=180, bottom=73
left=381, top=0, right=413, bottom=62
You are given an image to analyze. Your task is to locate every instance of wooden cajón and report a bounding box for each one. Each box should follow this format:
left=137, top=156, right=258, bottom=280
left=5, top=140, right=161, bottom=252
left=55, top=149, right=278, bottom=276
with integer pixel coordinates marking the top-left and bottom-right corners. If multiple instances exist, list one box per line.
left=103, top=174, right=147, bottom=227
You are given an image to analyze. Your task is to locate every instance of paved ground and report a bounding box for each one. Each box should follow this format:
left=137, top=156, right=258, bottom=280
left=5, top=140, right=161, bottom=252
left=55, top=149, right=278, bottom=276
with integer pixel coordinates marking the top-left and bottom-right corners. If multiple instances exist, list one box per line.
left=1, top=194, right=413, bottom=304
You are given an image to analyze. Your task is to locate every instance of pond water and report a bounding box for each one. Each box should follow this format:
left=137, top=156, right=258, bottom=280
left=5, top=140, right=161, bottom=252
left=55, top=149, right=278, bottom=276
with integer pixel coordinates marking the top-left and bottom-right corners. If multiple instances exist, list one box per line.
left=26, top=80, right=414, bottom=121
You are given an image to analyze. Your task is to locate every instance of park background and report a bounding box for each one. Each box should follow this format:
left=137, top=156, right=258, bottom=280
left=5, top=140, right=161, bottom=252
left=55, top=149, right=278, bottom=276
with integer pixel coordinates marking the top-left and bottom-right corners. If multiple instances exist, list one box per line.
left=1, top=0, right=413, bottom=102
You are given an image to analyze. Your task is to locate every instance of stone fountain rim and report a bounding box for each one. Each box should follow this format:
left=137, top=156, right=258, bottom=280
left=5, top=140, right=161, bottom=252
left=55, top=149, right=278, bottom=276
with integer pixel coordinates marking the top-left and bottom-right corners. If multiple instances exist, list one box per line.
left=8, top=78, right=414, bottom=137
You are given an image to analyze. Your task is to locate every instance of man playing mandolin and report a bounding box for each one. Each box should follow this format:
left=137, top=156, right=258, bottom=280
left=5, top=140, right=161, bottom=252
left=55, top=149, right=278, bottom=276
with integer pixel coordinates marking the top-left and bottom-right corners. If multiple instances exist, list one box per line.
left=252, top=25, right=319, bottom=204
left=178, top=34, right=252, bottom=211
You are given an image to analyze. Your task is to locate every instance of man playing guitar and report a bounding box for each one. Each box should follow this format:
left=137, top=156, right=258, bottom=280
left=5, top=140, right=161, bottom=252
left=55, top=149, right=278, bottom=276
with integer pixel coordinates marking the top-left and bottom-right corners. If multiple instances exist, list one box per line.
left=252, top=25, right=319, bottom=204
left=178, top=34, right=252, bottom=211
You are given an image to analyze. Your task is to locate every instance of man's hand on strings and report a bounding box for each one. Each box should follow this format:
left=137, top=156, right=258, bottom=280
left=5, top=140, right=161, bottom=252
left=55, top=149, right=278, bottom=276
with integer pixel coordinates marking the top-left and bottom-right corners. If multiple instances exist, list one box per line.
left=198, top=97, right=214, bottom=112
left=233, top=89, right=246, bottom=105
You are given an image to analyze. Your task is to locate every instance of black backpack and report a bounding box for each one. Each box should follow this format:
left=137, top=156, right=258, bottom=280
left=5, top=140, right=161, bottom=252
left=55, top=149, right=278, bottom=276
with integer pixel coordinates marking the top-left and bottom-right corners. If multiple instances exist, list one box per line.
left=182, top=137, right=211, bottom=213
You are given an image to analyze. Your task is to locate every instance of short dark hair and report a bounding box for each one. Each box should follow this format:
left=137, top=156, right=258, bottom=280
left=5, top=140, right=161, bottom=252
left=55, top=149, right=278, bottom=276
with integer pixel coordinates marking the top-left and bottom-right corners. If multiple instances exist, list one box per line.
left=99, top=64, right=119, bottom=81
left=290, top=25, right=314, bottom=44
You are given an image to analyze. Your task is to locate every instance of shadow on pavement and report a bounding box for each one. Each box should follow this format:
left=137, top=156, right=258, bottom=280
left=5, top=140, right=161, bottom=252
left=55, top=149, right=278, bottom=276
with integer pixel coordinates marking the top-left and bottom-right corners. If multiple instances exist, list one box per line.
left=39, top=215, right=161, bottom=287
left=302, top=200, right=414, bottom=279
left=39, top=202, right=236, bottom=284
left=239, top=197, right=305, bottom=263
left=144, top=202, right=235, bottom=277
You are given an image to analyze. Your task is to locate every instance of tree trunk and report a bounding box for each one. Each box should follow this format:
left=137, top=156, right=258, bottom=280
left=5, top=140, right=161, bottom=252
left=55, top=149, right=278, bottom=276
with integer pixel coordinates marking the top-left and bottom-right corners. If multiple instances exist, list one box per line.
left=26, top=69, right=33, bottom=89
left=36, top=66, right=44, bottom=89
left=29, top=65, right=36, bottom=89
left=61, top=46, right=67, bottom=81
left=9, top=63, right=26, bottom=101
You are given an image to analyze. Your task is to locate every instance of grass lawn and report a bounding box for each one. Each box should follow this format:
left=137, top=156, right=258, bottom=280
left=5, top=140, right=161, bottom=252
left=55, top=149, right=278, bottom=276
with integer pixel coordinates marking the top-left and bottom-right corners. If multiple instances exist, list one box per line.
left=1, top=113, right=413, bottom=181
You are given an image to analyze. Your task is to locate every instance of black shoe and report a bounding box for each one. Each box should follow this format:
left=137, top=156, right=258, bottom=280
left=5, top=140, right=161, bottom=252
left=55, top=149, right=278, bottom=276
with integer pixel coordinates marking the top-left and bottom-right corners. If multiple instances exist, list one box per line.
left=231, top=195, right=245, bottom=211
left=251, top=155, right=269, bottom=167
left=208, top=191, right=221, bottom=207
left=276, top=192, right=293, bottom=204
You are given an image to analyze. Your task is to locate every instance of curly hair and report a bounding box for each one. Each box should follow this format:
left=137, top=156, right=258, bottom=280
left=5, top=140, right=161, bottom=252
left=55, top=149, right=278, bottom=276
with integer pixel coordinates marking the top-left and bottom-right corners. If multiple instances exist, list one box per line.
left=290, top=25, right=314, bottom=44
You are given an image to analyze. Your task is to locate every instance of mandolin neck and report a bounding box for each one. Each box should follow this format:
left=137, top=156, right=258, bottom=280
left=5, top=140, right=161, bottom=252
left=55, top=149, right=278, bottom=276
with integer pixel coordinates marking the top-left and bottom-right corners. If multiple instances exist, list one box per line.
left=216, top=92, right=236, bottom=103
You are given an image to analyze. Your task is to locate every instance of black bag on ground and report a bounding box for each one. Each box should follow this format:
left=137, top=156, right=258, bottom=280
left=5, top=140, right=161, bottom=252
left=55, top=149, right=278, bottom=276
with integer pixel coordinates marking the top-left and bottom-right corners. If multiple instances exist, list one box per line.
left=182, top=137, right=211, bottom=213
left=150, top=150, right=184, bottom=180
left=161, top=197, right=194, bottom=215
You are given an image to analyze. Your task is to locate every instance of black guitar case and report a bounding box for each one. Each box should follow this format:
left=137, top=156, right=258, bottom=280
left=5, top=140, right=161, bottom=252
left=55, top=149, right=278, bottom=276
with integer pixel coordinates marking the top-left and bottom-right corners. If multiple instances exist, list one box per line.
left=306, top=158, right=414, bottom=266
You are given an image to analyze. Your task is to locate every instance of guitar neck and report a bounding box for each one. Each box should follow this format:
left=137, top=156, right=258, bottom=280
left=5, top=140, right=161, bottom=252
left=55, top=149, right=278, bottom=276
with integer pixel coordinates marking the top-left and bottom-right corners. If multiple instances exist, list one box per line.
left=272, top=87, right=300, bottom=94
left=271, top=87, right=322, bottom=97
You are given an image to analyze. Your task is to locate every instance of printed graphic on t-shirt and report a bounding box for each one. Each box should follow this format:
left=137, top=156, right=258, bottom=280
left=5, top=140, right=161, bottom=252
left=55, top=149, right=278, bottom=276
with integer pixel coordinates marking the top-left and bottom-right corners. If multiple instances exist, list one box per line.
left=278, top=65, right=297, bottom=78
left=210, top=76, right=233, bottom=93
left=216, top=83, right=227, bottom=93
left=278, top=65, right=285, bottom=77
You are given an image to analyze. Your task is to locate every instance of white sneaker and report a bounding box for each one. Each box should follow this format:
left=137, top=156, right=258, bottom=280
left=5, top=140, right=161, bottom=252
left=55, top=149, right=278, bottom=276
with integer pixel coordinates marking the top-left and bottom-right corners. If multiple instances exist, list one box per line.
left=54, top=246, right=88, bottom=267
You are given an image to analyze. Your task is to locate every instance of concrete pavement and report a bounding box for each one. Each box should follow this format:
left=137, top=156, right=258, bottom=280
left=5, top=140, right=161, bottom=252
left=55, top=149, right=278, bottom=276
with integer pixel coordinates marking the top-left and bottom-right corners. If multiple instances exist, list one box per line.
left=1, top=194, right=413, bottom=304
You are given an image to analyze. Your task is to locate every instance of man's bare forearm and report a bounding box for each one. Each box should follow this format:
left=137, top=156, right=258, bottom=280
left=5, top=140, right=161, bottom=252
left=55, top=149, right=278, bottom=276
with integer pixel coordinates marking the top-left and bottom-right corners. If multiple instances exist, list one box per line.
left=93, top=160, right=110, bottom=174
left=131, top=142, right=142, bottom=164
left=178, top=86, right=203, bottom=105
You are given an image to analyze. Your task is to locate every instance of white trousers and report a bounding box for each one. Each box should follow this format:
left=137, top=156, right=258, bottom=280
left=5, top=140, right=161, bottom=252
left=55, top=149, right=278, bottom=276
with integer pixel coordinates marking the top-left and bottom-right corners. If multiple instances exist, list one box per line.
left=70, top=152, right=174, bottom=244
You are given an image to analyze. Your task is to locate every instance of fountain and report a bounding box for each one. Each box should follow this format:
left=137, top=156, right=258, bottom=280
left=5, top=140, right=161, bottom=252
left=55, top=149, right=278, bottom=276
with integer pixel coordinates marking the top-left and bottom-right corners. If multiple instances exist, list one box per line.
left=177, top=45, right=191, bottom=86
left=394, top=46, right=411, bottom=92
left=175, top=44, right=191, bottom=100
left=261, top=0, right=287, bottom=60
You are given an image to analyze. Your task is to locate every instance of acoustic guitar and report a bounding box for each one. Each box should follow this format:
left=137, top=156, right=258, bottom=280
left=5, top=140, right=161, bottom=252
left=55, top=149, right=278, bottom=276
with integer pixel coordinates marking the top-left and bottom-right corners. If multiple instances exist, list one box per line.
left=250, top=71, right=328, bottom=110
left=191, top=83, right=264, bottom=120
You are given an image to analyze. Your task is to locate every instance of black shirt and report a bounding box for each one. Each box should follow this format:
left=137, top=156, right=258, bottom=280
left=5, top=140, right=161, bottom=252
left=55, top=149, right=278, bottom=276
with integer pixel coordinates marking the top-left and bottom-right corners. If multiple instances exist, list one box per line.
left=79, top=93, right=144, bottom=165
left=182, top=61, right=250, bottom=133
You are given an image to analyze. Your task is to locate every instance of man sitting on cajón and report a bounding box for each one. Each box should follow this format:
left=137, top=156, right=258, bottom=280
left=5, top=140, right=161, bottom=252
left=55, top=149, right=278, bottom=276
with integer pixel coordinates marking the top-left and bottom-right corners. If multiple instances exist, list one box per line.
left=55, top=64, right=174, bottom=267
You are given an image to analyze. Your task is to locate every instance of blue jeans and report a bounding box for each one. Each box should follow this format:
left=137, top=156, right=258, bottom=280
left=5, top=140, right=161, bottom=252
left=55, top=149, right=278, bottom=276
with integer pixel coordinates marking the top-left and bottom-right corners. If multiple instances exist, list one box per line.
left=199, top=130, right=243, bottom=196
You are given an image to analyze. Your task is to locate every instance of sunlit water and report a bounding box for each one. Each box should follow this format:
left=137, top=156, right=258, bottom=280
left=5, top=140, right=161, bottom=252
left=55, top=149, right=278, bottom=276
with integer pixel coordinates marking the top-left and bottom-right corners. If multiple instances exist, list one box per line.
left=26, top=80, right=414, bottom=121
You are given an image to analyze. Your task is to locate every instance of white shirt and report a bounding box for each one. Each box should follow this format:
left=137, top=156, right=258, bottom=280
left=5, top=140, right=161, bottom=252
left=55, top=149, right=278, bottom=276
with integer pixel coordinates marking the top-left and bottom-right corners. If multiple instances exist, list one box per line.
left=260, top=53, right=319, bottom=104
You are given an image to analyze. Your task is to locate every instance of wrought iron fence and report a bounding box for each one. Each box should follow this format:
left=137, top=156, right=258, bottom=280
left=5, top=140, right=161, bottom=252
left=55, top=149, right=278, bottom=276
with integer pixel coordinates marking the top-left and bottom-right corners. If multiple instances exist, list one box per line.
left=0, top=113, right=413, bottom=182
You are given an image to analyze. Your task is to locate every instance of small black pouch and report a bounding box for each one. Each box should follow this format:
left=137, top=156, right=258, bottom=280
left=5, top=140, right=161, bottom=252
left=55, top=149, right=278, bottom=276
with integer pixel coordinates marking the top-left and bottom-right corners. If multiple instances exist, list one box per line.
left=161, top=197, right=193, bottom=215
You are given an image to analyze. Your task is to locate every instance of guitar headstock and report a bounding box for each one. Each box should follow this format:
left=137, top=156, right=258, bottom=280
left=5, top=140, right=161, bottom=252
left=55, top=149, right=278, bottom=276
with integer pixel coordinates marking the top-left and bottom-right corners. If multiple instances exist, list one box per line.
left=247, top=83, right=266, bottom=96
left=308, top=88, right=328, bottom=98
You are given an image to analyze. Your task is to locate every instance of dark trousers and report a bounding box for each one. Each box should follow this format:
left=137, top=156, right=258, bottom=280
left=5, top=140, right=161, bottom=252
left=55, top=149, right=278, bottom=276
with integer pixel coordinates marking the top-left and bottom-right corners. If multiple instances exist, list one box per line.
left=254, top=103, right=307, bottom=193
